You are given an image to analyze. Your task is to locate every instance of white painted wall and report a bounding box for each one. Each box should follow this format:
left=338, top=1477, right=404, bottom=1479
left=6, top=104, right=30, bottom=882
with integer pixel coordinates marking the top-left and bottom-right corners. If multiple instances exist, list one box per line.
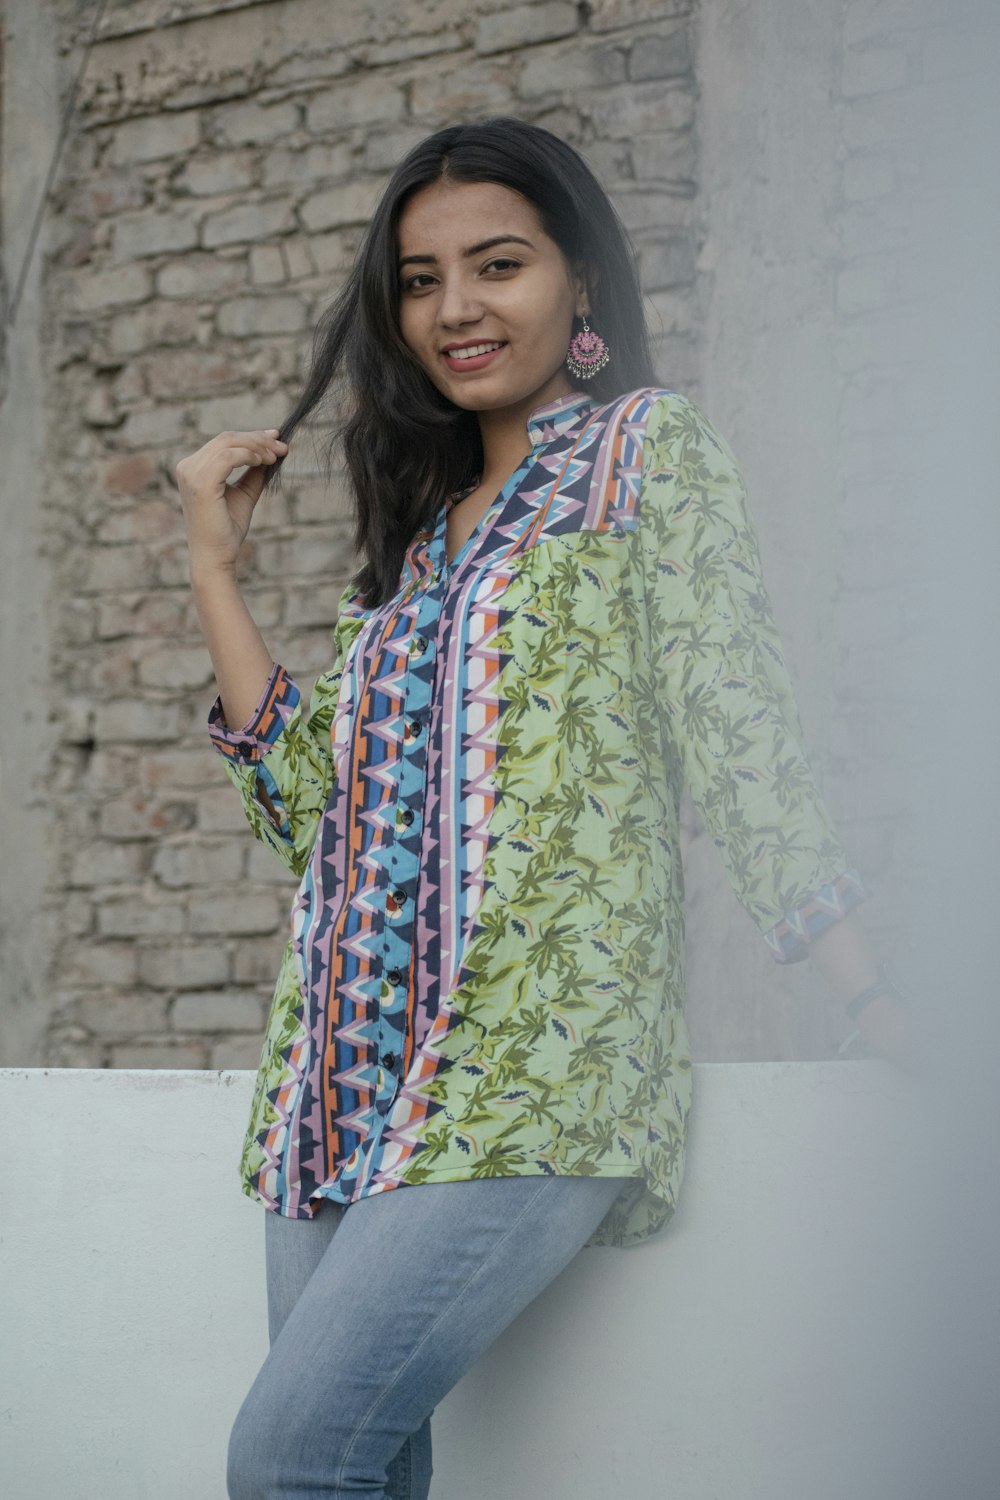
left=0, top=1063, right=944, bottom=1500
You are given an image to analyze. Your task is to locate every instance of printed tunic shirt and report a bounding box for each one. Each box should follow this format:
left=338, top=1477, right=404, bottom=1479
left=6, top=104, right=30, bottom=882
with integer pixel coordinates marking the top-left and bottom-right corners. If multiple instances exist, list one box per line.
left=207, top=385, right=869, bottom=1249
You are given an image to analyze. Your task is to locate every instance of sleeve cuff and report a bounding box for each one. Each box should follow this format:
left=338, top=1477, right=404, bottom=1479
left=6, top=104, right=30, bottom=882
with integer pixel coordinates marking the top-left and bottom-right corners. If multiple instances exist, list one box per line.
left=207, top=663, right=299, bottom=765
left=762, top=868, right=871, bottom=964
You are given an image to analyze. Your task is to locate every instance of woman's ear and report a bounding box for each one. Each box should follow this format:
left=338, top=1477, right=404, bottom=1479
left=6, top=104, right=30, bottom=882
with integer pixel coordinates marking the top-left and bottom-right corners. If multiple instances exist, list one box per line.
left=574, top=263, right=598, bottom=319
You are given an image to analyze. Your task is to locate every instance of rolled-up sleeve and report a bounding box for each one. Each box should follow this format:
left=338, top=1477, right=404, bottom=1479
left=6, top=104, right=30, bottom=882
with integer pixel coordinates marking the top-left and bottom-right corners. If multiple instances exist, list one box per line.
left=638, top=391, right=870, bottom=962
left=206, top=583, right=369, bottom=877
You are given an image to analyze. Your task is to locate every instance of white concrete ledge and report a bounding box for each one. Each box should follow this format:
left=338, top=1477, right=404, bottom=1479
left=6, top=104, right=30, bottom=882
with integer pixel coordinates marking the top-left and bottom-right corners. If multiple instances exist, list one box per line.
left=1, top=1063, right=925, bottom=1499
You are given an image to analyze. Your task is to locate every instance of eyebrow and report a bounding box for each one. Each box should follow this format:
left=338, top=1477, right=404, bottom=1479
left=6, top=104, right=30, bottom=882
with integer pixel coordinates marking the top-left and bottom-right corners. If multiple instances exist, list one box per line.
left=398, top=234, right=535, bottom=270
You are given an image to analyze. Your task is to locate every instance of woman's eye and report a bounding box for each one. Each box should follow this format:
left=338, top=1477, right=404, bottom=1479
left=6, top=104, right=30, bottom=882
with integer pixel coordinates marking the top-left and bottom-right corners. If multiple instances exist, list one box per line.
left=402, top=273, right=435, bottom=292
left=485, top=258, right=520, bottom=273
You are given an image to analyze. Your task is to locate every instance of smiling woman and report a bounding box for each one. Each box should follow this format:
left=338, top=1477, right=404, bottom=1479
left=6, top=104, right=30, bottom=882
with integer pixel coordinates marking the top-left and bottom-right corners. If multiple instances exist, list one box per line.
left=173, top=116, right=907, bottom=1500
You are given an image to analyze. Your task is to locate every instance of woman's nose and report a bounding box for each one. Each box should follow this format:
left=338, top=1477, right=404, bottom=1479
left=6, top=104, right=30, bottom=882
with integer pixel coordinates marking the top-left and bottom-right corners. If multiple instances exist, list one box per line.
left=437, top=278, right=484, bottom=327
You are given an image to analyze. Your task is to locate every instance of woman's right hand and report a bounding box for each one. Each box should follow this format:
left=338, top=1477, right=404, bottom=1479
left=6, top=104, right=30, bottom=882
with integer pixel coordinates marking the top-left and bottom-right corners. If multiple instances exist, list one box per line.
left=174, top=428, right=288, bottom=576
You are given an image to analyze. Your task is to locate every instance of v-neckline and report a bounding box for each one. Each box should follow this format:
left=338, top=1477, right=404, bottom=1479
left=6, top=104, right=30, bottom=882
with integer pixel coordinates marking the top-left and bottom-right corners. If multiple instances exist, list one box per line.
left=440, top=458, right=533, bottom=573
left=435, top=389, right=598, bottom=574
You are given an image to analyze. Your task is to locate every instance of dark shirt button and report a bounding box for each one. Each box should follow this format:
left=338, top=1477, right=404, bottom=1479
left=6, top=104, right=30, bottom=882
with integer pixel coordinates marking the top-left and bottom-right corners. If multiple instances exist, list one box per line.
left=413, top=635, right=428, bottom=653
left=391, top=888, right=407, bottom=905
left=407, top=718, right=422, bottom=737
left=387, top=968, right=403, bottom=985
left=401, top=808, right=415, bottom=826
left=237, top=741, right=255, bottom=756
left=382, top=1053, right=396, bottom=1070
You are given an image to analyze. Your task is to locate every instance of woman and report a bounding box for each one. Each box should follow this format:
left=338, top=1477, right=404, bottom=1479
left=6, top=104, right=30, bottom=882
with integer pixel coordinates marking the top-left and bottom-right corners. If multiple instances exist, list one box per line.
left=176, top=117, right=912, bottom=1500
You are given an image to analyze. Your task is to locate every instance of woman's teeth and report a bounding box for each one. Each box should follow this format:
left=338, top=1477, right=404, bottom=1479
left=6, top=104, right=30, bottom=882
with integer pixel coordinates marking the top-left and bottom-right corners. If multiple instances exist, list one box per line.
left=447, top=342, right=505, bottom=360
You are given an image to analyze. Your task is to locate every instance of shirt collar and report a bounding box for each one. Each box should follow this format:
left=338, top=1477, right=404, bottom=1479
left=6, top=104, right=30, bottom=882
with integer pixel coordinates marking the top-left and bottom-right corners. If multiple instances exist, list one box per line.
left=526, top=390, right=597, bottom=446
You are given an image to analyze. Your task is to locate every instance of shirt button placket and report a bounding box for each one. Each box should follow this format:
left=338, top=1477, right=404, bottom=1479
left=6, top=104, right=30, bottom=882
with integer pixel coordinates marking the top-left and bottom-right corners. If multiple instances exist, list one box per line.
left=377, top=599, right=438, bottom=1117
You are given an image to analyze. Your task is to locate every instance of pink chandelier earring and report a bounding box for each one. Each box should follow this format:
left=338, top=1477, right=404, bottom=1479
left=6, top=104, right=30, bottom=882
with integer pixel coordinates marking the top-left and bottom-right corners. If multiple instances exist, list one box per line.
left=565, top=315, right=611, bottom=380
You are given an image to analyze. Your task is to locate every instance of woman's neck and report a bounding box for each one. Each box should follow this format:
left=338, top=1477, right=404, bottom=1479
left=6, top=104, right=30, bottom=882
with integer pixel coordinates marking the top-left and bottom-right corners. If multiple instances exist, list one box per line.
left=475, top=373, right=577, bottom=488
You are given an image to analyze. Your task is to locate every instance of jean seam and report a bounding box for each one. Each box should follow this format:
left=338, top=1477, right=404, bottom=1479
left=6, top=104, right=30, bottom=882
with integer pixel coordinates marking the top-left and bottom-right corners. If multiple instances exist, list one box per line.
left=335, top=1175, right=552, bottom=1492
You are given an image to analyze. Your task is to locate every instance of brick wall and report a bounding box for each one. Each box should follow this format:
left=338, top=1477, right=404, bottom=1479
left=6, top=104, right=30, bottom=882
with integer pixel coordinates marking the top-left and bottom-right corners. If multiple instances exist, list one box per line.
left=1, top=0, right=974, bottom=1069
left=19, top=0, right=702, bottom=1069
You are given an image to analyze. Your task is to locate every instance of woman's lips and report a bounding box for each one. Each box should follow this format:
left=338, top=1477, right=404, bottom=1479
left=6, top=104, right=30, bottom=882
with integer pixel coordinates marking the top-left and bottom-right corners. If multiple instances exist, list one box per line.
left=441, top=341, right=507, bottom=373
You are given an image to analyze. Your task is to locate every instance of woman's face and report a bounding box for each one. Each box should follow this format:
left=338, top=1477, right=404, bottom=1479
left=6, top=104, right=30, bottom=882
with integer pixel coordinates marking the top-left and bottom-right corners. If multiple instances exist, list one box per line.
left=396, top=178, right=590, bottom=419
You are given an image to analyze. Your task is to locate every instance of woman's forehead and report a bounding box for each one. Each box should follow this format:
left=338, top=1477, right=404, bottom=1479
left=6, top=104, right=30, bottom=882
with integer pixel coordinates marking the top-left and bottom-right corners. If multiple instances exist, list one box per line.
left=397, top=180, right=545, bottom=252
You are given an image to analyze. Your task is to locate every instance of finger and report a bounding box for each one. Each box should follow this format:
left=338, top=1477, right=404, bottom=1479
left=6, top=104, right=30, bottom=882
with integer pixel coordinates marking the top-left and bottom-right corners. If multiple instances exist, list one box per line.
left=230, top=466, right=268, bottom=505
left=211, top=429, right=288, bottom=451
left=220, top=446, right=275, bottom=469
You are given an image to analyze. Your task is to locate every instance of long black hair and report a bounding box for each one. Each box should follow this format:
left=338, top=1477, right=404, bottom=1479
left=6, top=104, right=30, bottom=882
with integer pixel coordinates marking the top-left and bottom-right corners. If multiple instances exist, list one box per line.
left=270, top=117, right=656, bottom=609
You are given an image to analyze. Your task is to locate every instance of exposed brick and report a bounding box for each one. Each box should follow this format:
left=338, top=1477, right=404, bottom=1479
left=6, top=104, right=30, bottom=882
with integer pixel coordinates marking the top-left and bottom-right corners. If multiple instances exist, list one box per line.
left=246, top=839, right=301, bottom=884
left=363, top=128, right=430, bottom=173
left=587, top=79, right=695, bottom=136
left=590, top=0, right=692, bottom=32
left=249, top=244, right=287, bottom=285
left=299, top=181, right=381, bottom=232
left=100, top=792, right=197, bottom=840
left=262, top=141, right=353, bottom=190
left=139, top=943, right=230, bottom=989
left=195, top=392, right=287, bottom=435
left=51, top=1036, right=109, bottom=1068
left=196, top=787, right=255, bottom=834
left=113, top=209, right=202, bottom=261
left=110, top=1039, right=208, bottom=1068
left=141, top=746, right=222, bottom=790
left=188, top=891, right=281, bottom=936
left=69, top=842, right=147, bottom=888
left=152, top=838, right=244, bottom=888
left=157, top=252, right=249, bottom=299
left=90, top=644, right=139, bottom=695
left=273, top=530, right=342, bottom=577
left=66, top=262, right=153, bottom=312
left=65, top=172, right=147, bottom=220
left=174, top=151, right=257, bottom=197
left=231, top=934, right=285, bottom=984
left=518, top=41, right=628, bottom=98
left=136, top=645, right=215, bottom=691
left=475, top=2, right=578, bottom=56
left=97, top=897, right=186, bottom=937
left=211, top=98, right=300, bottom=146
left=202, top=197, right=294, bottom=248
left=171, top=989, right=264, bottom=1031
left=140, top=346, right=245, bottom=399
left=410, top=61, right=513, bottom=118
left=102, top=453, right=158, bottom=496
left=306, top=228, right=365, bottom=278
left=629, top=24, right=691, bottom=80
left=121, top=403, right=192, bottom=449
left=216, top=294, right=308, bottom=337
left=108, top=301, right=205, bottom=356
left=78, top=993, right=171, bottom=1037
left=80, top=544, right=157, bottom=593
left=73, top=943, right=140, bottom=988
left=306, top=77, right=405, bottom=133
left=359, top=30, right=465, bottom=67
left=97, top=499, right=182, bottom=544
left=99, top=593, right=187, bottom=641
left=109, top=110, right=202, bottom=166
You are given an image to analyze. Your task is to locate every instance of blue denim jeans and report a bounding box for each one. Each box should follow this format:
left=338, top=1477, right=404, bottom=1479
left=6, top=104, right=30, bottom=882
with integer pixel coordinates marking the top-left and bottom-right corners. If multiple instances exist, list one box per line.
left=226, top=1173, right=629, bottom=1499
